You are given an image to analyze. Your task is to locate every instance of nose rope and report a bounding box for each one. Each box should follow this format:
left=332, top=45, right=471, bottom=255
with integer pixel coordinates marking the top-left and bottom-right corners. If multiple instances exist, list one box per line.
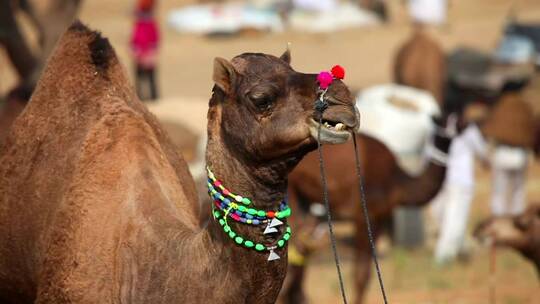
left=314, top=65, right=388, bottom=304
left=315, top=95, right=348, bottom=304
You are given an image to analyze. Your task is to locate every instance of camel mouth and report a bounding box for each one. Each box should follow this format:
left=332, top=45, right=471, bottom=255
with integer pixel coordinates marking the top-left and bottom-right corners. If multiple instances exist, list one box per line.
left=309, top=118, right=352, bottom=144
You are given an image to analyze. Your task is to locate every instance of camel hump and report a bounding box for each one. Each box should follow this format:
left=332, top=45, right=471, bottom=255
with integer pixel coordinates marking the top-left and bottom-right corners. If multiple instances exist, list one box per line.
left=68, top=20, right=115, bottom=72
left=29, top=20, right=128, bottom=111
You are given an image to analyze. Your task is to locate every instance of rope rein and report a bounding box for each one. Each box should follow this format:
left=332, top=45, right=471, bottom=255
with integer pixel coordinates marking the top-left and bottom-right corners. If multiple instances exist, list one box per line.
left=352, top=135, right=389, bottom=304
left=316, top=113, right=349, bottom=304
left=313, top=65, right=388, bottom=303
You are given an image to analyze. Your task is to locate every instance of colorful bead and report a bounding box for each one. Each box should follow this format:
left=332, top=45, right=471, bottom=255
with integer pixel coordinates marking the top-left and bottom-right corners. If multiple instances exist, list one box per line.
left=208, top=166, right=293, bottom=255
left=235, top=236, right=244, bottom=244
left=277, top=208, right=291, bottom=219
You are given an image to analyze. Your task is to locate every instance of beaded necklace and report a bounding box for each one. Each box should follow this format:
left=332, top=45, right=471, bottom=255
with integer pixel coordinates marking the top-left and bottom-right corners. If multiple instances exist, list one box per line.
left=207, top=166, right=291, bottom=261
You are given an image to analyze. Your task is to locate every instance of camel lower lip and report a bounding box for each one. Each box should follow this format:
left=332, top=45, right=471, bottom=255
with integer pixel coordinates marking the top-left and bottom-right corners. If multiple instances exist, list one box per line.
left=309, top=119, right=351, bottom=144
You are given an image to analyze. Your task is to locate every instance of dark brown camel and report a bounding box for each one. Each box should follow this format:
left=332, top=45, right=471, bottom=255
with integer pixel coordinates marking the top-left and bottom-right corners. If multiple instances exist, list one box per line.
left=0, top=22, right=358, bottom=303
left=280, top=120, right=453, bottom=304
left=393, top=27, right=447, bottom=105
left=475, top=204, right=540, bottom=278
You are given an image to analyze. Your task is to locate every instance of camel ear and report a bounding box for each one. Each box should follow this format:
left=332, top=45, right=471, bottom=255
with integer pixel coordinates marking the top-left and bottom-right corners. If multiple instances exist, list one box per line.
left=213, top=57, right=236, bottom=94
left=280, top=46, right=291, bottom=64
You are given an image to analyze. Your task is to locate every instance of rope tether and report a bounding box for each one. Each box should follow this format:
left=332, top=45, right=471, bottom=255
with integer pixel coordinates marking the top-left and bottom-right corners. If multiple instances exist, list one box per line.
left=313, top=64, right=387, bottom=303
left=352, top=135, right=389, bottom=304
left=316, top=113, right=349, bottom=304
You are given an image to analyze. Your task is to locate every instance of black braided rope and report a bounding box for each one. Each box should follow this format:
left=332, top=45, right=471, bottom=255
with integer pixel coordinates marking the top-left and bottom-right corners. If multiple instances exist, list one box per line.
left=316, top=112, right=349, bottom=304
left=352, top=135, right=389, bottom=304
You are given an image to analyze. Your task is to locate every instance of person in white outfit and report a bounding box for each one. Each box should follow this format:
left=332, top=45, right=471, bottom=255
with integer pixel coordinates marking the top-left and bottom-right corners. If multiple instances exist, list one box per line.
left=431, top=122, right=487, bottom=265
left=408, top=0, right=448, bottom=26
left=490, top=144, right=528, bottom=216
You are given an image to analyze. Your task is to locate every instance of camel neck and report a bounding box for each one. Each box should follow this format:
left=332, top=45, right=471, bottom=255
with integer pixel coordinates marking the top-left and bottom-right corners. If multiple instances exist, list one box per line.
left=198, top=125, right=293, bottom=302
left=205, top=134, right=290, bottom=210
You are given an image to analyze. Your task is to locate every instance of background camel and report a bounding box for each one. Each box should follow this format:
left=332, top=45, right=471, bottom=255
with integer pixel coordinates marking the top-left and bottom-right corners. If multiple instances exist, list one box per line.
left=0, top=21, right=358, bottom=303
left=393, top=27, right=447, bottom=105
left=475, top=204, right=540, bottom=277
left=280, top=117, right=453, bottom=304
left=0, top=0, right=82, bottom=90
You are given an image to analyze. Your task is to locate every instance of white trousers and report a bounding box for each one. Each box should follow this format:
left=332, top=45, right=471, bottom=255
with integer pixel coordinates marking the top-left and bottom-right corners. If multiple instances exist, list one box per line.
left=491, top=167, right=526, bottom=216
left=431, top=184, right=474, bottom=264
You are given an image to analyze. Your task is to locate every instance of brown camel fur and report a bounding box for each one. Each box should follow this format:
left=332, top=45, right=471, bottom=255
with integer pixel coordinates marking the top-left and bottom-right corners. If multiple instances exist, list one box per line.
left=280, top=121, right=453, bottom=304
left=394, top=27, right=447, bottom=105
left=475, top=204, right=540, bottom=278
left=0, top=22, right=358, bottom=303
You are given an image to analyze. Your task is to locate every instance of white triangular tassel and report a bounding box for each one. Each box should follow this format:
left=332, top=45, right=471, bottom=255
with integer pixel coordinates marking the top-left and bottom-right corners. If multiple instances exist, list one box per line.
left=268, top=249, right=280, bottom=261
left=264, top=225, right=278, bottom=235
left=269, top=218, right=283, bottom=228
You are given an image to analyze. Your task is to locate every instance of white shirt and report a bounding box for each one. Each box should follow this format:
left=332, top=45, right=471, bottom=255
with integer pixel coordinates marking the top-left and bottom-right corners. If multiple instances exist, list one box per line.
left=408, top=0, right=448, bottom=25
left=446, top=124, right=486, bottom=187
left=293, top=0, right=338, bottom=12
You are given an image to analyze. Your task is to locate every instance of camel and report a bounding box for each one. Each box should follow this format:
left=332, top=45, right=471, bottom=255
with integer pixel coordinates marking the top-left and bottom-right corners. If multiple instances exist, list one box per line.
left=280, top=117, right=454, bottom=304
left=475, top=204, right=540, bottom=277
left=0, top=0, right=82, bottom=90
left=0, top=0, right=38, bottom=87
left=393, top=27, right=447, bottom=105
left=0, top=22, right=358, bottom=303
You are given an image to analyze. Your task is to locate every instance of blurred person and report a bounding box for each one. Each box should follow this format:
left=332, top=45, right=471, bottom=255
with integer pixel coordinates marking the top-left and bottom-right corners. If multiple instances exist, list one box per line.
left=482, top=34, right=536, bottom=216
left=407, top=0, right=448, bottom=26
left=431, top=110, right=488, bottom=265
left=483, top=93, right=535, bottom=216
left=131, top=0, right=160, bottom=101
left=292, top=0, right=337, bottom=12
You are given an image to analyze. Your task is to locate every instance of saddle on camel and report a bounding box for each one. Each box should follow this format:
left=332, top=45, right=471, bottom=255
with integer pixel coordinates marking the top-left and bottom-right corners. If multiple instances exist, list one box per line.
left=0, top=22, right=358, bottom=303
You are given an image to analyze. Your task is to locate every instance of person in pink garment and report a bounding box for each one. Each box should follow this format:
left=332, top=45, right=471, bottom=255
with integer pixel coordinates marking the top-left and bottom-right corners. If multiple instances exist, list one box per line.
left=131, top=0, right=159, bottom=101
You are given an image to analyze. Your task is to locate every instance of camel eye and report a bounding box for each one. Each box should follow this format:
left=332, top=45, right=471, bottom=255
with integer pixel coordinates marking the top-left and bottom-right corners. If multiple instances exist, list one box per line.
left=249, top=92, right=274, bottom=111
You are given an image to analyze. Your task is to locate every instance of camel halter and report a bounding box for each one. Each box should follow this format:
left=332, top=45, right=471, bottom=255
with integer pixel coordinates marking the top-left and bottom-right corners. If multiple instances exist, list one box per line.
left=315, top=66, right=389, bottom=304
left=207, top=167, right=292, bottom=261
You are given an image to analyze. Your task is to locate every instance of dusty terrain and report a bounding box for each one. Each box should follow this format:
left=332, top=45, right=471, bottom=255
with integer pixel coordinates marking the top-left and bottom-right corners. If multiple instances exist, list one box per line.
left=1, top=0, right=540, bottom=303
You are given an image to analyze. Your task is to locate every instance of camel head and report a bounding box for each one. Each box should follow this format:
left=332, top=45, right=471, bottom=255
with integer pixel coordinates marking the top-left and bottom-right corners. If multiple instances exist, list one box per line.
left=208, top=50, right=358, bottom=163
left=474, top=204, right=540, bottom=256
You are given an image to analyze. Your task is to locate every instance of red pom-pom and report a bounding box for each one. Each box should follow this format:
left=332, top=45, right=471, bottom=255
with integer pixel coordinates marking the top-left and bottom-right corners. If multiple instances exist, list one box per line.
left=331, top=65, right=345, bottom=80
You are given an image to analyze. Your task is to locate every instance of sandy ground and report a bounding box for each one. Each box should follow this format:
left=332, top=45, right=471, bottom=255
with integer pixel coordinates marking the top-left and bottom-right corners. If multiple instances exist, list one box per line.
left=2, top=0, right=540, bottom=303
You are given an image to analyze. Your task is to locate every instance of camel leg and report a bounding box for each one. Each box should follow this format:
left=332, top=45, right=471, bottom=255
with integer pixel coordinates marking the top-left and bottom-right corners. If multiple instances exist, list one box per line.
left=279, top=263, right=309, bottom=304
left=353, top=217, right=384, bottom=304
left=0, top=0, right=37, bottom=83
left=353, top=240, right=372, bottom=304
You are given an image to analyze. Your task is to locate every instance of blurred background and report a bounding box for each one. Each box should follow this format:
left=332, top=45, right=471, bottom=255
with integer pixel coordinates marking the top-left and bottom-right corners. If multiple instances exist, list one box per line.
left=1, top=0, right=540, bottom=303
